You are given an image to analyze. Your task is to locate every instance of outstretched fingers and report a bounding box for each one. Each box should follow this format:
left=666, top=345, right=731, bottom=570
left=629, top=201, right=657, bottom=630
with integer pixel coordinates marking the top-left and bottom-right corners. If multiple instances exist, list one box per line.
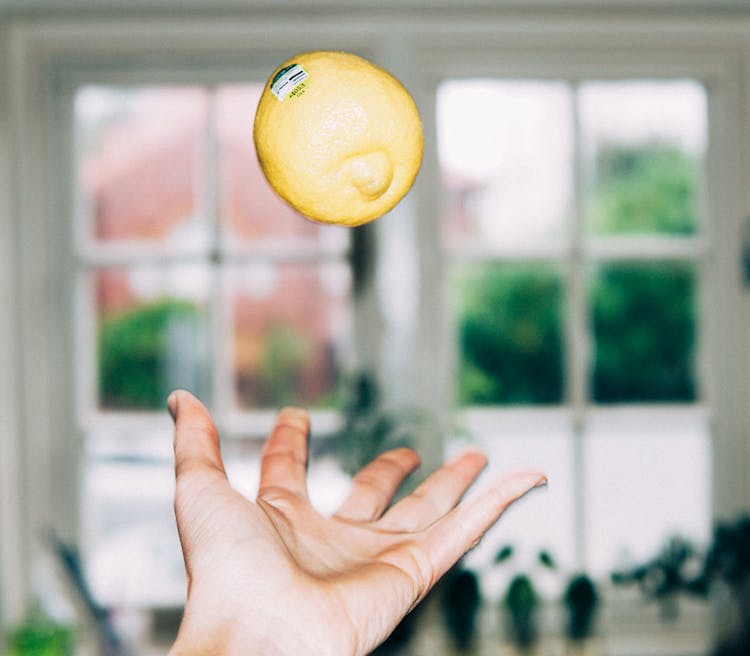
left=420, top=469, right=547, bottom=580
left=378, top=448, right=488, bottom=531
left=258, top=406, right=311, bottom=500
left=335, top=448, right=421, bottom=522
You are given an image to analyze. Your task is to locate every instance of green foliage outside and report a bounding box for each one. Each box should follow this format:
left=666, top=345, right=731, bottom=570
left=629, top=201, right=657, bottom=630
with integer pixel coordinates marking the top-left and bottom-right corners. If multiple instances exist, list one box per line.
left=6, top=621, right=73, bottom=656
left=98, top=143, right=700, bottom=409
left=456, top=265, right=563, bottom=404
left=592, top=263, right=695, bottom=402
left=99, top=298, right=202, bottom=409
left=588, top=142, right=698, bottom=235
left=253, top=324, right=312, bottom=407
left=457, top=142, right=699, bottom=404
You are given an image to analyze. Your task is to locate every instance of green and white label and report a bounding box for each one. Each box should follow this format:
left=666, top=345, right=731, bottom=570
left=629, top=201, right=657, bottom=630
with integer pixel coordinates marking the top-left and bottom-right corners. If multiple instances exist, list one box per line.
left=270, top=63, right=309, bottom=101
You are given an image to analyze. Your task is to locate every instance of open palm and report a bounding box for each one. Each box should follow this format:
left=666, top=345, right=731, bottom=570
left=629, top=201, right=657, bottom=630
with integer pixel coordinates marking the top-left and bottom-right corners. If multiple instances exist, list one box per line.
left=168, top=390, right=545, bottom=656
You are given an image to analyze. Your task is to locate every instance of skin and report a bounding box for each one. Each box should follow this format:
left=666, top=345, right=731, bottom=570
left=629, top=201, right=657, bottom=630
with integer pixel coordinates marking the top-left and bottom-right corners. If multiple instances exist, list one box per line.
left=167, top=389, right=546, bottom=656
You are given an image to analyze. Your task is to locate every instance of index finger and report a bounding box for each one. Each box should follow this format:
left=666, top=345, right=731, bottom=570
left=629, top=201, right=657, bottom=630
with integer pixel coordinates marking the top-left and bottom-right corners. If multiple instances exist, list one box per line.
left=257, top=406, right=310, bottom=500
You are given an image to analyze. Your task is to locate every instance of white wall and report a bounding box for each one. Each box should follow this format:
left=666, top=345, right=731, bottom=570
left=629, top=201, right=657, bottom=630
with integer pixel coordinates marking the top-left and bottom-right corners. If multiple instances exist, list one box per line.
left=0, top=21, right=29, bottom=629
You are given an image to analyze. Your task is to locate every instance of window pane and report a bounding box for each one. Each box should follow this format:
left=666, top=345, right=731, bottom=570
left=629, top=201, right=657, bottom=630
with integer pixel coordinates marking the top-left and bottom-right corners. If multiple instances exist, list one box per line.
left=76, top=86, right=210, bottom=247
left=216, top=84, right=349, bottom=251
left=83, top=458, right=184, bottom=608
left=229, top=262, right=352, bottom=409
left=590, top=262, right=696, bottom=403
left=584, top=408, right=711, bottom=577
left=580, top=80, right=707, bottom=235
left=450, top=410, right=575, bottom=597
left=438, top=80, right=573, bottom=250
left=96, top=265, right=210, bottom=410
left=451, top=263, right=563, bottom=405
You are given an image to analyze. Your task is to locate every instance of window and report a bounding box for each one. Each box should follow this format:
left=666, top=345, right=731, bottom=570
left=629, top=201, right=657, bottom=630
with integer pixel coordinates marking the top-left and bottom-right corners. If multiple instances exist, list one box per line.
left=74, top=84, right=355, bottom=606
left=438, top=79, right=711, bottom=581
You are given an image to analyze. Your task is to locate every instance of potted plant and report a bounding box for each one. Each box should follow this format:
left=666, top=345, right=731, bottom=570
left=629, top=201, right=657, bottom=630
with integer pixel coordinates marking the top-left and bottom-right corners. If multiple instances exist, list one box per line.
left=439, top=562, right=482, bottom=653
left=325, top=371, right=424, bottom=479
left=6, top=618, right=74, bottom=656
left=610, top=535, right=704, bottom=622
left=562, top=574, right=599, bottom=654
left=495, top=546, right=557, bottom=655
left=698, top=515, right=750, bottom=656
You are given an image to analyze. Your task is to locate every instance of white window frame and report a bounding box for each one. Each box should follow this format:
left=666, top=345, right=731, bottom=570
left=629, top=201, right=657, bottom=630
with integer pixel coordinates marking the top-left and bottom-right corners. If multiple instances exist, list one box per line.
left=1, top=9, right=749, bottom=651
left=412, top=37, right=747, bottom=504
left=410, top=37, right=748, bottom=642
left=71, top=81, right=356, bottom=448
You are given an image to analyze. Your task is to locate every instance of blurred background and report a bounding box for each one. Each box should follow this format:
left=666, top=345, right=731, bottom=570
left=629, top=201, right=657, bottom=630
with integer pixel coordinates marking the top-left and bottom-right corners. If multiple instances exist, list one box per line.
left=1, top=1, right=750, bottom=655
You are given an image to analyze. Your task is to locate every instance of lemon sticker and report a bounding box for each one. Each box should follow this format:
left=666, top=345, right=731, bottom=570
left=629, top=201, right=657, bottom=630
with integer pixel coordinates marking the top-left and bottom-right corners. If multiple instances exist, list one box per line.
left=270, top=63, right=310, bottom=101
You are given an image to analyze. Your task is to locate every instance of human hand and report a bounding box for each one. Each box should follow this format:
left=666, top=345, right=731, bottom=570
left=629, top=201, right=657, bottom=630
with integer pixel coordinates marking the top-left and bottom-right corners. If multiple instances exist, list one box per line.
left=167, top=390, right=546, bottom=656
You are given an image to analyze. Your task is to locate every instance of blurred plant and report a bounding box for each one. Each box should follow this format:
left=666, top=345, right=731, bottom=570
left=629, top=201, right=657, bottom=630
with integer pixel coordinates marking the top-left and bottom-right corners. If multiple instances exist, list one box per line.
left=588, top=142, right=698, bottom=236
left=455, top=265, right=563, bottom=405
left=700, top=515, right=750, bottom=606
left=611, top=535, right=704, bottom=622
left=495, top=546, right=557, bottom=654
left=504, top=574, right=540, bottom=653
left=255, top=324, right=312, bottom=407
left=99, top=298, right=202, bottom=409
left=495, top=547, right=600, bottom=651
left=610, top=518, right=750, bottom=655
left=440, top=564, right=481, bottom=652
left=698, top=516, right=750, bottom=656
left=591, top=262, right=695, bottom=403
left=6, top=619, right=74, bottom=656
left=327, top=371, right=426, bottom=477
left=563, top=574, right=599, bottom=646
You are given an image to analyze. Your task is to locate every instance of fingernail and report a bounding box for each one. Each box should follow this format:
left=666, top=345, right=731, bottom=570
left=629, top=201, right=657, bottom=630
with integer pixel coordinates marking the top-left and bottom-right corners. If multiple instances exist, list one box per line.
left=278, top=406, right=309, bottom=426
left=167, top=392, right=178, bottom=422
left=279, top=405, right=308, bottom=418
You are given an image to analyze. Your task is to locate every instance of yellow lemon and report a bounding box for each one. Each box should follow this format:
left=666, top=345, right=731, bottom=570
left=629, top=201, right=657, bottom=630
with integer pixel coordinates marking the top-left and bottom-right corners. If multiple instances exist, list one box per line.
left=253, top=51, right=423, bottom=227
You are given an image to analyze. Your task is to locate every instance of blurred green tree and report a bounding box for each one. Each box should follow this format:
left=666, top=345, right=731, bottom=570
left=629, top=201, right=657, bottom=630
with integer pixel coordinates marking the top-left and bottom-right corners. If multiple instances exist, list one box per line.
left=456, top=265, right=563, bottom=404
left=588, top=142, right=697, bottom=235
left=254, top=325, right=312, bottom=407
left=99, top=298, right=202, bottom=409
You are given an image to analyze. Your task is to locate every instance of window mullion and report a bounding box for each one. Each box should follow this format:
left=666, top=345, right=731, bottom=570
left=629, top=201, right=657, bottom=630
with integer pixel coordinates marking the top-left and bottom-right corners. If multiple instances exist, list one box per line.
left=568, top=80, right=589, bottom=570
left=203, top=88, right=230, bottom=425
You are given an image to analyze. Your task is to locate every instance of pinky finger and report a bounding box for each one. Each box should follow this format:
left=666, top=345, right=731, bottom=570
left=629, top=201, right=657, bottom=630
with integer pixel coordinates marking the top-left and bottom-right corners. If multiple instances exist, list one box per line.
left=421, top=469, right=547, bottom=579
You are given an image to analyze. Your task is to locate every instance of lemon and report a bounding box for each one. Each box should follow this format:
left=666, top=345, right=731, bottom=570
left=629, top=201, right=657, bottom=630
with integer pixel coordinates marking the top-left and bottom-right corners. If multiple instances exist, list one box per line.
left=253, top=51, right=423, bottom=227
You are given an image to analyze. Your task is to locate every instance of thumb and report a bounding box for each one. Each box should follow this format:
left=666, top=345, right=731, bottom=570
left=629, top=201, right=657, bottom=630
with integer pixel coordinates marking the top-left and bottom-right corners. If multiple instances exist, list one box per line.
left=168, top=389, right=227, bottom=482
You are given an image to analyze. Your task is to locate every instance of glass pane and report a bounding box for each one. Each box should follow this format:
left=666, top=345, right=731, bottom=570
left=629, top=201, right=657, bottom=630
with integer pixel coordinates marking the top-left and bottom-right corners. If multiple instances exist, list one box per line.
left=451, top=263, right=564, bottom=405
left=590, top=262, right=696, bottom=403
left=438, top=80, right=573, bottom=250
left=449, top=410, right=575, bottom=599
left=76, top=86, right=210, bottom=247
left=96, top=265, right=210, bottom=410
left=216, top=84, right=349, bottom=251
left=580, top=80, right=707, bottom=235
left=82, top=458, right=184, bottom=608
left=584, top=408, right=711, bottom=577
left=229, top=262, right=352, bottom=409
